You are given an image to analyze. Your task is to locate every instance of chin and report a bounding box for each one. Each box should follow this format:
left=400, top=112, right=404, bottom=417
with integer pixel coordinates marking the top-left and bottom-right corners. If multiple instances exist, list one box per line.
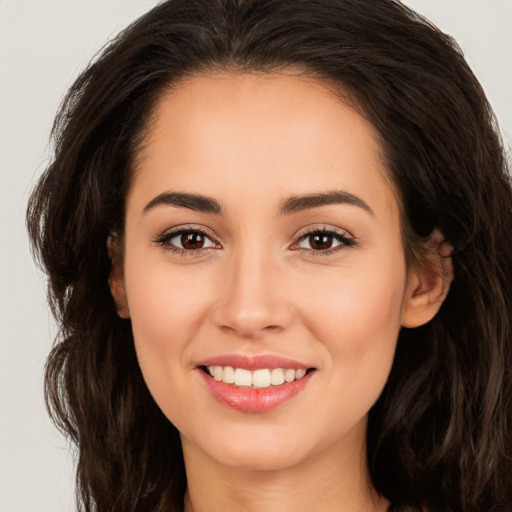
left=182, top=425, right=314, bottom=471
left=187, top=421, right=326, bottom=472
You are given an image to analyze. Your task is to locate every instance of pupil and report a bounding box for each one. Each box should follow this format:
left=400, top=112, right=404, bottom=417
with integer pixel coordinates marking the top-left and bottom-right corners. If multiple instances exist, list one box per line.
left=182, top=232, right=204, bottom=249
left=311, top=234, right=332, bottom=250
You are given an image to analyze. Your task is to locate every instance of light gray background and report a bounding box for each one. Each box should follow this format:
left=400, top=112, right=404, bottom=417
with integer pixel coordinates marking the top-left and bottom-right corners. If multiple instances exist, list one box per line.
left=1, top=1, right=511, bottom=511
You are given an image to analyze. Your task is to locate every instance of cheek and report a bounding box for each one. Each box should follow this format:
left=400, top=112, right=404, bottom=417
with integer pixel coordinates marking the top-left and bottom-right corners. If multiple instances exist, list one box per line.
left=123, top=255, right=214, bottom=383
left=294, top=259, right=406, bottom=437
left=306, top=257, right=405, bottom=337
left=123, top=261, right=220, bottom=430
left=300, top=252, right=406, bottom=388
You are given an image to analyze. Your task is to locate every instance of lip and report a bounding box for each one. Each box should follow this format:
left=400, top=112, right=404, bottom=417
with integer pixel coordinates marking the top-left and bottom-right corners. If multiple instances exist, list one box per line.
left=197, top=354, right=316, bottom=413
left=198, top=354, right=313, bottom=371
left=199, top=370, right=314, bottom=413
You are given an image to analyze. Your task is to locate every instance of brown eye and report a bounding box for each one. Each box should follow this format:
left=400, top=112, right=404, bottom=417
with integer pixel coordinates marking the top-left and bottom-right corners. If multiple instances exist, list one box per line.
left=309, top=233, right=334, bottom=250
left=296, top=229, right=355, bottom=252
left=181, top=232, right=205, bottom=250
left=157, top=229, right=218, bottom=253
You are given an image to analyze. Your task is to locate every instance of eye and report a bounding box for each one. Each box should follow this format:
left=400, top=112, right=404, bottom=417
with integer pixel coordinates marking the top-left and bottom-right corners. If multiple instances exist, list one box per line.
left=171, top=231, right=215, bottom=250
left=294, top=228, right=355, bottom=253
left=154, top=227, right=219, bottom=254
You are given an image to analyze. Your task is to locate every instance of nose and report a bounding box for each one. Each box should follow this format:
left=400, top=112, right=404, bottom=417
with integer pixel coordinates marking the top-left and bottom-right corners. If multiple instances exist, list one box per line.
left=212, top=247, right=294, bottom=339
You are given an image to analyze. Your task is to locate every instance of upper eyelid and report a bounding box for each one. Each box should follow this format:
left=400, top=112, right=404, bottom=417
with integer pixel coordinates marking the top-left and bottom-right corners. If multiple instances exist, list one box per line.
left=293, top=225, right=354, bottom=240
left=158, top=225, right=220, bottom=241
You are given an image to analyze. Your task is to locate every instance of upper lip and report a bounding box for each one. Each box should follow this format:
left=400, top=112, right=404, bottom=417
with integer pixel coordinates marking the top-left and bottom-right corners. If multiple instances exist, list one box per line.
left=197, top=354, right=315, bottom=371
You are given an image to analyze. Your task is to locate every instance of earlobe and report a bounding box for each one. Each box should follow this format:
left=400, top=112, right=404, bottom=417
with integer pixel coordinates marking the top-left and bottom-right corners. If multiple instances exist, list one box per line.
left=401, top=230, right=453, bottom=328
left=107, top=234, right=130, bottom=319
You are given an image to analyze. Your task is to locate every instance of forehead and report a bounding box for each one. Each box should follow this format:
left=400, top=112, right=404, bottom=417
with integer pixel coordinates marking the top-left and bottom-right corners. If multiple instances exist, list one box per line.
left=130, top=72, right=398, bottom=223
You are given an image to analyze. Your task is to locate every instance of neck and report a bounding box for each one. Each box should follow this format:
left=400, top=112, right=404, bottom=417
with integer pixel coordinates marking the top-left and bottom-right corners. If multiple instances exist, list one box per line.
left=181, top=427, right=389, bottom=512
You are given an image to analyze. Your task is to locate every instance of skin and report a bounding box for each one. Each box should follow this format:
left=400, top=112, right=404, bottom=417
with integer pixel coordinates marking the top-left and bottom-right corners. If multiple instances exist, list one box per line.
left=109, top=71, right=451, bottom=512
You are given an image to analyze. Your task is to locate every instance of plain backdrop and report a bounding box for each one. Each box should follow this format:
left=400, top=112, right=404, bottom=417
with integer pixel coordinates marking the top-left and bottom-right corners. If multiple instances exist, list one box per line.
left=1, top=1, right=511, bottom=511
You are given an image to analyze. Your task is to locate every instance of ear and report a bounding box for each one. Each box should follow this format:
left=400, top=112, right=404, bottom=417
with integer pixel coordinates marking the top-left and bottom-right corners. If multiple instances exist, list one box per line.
left=107, top=234, right=130, bottom=319
left=401, top=229, right=453, bottom=328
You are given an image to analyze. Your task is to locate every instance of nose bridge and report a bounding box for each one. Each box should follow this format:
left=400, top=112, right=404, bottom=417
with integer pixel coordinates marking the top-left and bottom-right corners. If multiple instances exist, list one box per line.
left=213, top=239, right=291, bottom=338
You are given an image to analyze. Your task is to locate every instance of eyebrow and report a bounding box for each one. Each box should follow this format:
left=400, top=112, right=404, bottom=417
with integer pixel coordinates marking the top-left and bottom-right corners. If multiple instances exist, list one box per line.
left=143, top=192, right=222, bottom=215
left=278, top=190, right=374, bottom=216
left=143, top=189, right=373, bottom=216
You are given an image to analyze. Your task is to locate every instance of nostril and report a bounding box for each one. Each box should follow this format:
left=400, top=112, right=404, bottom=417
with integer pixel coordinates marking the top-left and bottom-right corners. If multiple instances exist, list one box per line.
left=219, top=325, right=238, bottom=336
left=262, top=325, right=283, bottom=334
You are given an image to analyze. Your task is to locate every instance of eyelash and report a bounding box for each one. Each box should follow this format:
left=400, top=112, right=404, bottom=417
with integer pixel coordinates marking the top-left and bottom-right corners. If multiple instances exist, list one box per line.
left=153, top=226, right=356, bottom=257
left=293, top=227, right=356, bottom=255
left=153, top=226, right=220, bottom=256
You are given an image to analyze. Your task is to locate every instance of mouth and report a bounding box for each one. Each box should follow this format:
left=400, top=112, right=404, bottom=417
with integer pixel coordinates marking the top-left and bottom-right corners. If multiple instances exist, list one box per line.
left=197, top=355, right=317, bottom=413
left=201, top=365, right=314, bottom=388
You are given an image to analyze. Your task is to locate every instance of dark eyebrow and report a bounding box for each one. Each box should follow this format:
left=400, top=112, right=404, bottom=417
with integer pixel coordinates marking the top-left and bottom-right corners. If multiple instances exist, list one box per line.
left=279, top=190, right=374, bottom=216
left=143, top=192, right=222, bottom=215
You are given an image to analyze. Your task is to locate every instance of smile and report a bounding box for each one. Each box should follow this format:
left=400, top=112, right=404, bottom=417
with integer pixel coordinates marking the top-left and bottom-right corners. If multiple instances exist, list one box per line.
left=206, top=366, right=308, bottom=388
left=198, top=355, right=316, bottom=413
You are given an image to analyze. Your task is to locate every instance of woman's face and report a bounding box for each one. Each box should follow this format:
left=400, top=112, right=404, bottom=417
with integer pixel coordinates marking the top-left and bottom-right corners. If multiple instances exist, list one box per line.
left=114, top=72, right=416, bottom=471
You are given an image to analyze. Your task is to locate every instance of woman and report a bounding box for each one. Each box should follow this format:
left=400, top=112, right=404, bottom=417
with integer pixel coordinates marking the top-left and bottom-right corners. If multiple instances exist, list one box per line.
left=27, top=0, right=512, bottom=511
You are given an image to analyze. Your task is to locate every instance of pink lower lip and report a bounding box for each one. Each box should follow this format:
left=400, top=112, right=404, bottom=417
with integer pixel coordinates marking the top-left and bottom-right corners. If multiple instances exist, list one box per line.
left=199, top=369, right=314, bottom=413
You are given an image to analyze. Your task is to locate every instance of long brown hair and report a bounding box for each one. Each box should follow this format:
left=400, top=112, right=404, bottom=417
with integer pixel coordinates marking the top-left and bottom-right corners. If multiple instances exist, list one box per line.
left=27, top=1, right=512, bottom=510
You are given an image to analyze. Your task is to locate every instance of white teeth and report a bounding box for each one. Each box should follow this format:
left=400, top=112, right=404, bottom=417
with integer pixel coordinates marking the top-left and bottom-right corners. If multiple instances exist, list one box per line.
left=270, top=368, right=285, bottom=385
left=234, top=368, right=252, bottom=387
left=284, top=369, right=296, bottom=383
left=252, top=369, right=271, bottom=388
left=213, top=366, right=223, bottom=381
left=206, top=365, right=308, bottom=388
left=222, top=366, right=235, bottom=384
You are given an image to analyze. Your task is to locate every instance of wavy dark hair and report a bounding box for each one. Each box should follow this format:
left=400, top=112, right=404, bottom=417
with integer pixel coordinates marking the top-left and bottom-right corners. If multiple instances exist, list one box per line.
left=27, top=0, right=512, bottom=511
